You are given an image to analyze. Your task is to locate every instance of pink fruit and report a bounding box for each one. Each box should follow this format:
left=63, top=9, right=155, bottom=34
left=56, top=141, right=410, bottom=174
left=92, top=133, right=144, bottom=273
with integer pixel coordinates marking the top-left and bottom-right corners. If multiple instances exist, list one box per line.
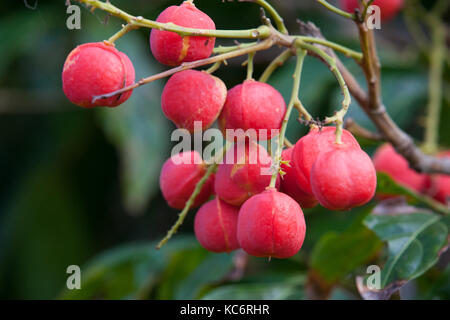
left=280, top=148, right=318, bottom=209
left=160, top=151, right=214, bottom=210
left=194, top=198, right=240, bottom=253
left=373, top=144, right=428, bottom=194
left=427, top=151, right=450, bottom=204
left=62, top=42, right=135, bottom=108
left=237, top=189, right=306, bottom=259
left=311, top=147, right=377, bottom=210
left=219, top=80, right=286, bottom=140
left=292, top=126, right=361, bottom=195
left=161, top=70, right=227, bottom=132
left=215, top=140, right=279, bottom=206
left=150, top=1, right=216, bottom=66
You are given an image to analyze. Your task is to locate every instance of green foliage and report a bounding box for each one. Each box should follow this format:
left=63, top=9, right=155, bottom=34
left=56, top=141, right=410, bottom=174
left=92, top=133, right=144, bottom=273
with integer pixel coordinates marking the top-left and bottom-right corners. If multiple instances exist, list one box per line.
left=310, top=209, right=382, bottom=283
left=364, top=212, right=448, bottom=288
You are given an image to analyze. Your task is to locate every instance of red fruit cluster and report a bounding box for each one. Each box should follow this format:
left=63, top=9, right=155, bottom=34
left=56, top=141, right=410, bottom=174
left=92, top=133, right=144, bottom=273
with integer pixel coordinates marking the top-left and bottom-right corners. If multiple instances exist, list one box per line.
left=62, top=42, right=135, bottom=108
left=373, top=144, right=450, bottom=205
left=291, top=127, right=377, bottom=210
left=341, top=0, right=404, bottom=21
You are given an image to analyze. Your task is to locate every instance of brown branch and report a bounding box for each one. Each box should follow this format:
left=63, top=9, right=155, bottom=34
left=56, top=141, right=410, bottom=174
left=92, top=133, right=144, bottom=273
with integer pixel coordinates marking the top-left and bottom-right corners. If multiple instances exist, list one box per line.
left=297, top=20, right=450, bottom=175
left=344, top=118, right=382, bottom=141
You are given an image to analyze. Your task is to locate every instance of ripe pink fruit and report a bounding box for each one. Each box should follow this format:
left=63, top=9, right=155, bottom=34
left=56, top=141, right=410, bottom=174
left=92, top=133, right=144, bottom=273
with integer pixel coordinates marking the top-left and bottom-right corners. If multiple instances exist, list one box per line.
left=237, top=189, right=306, bottom=259
left=373, top=144, right=428, bottom=194
left=280, top=148, right=318, bottom=209
left=161, top=70, right=227, bottom=132
left=150, top=1, right=216, bottom=66
left=62, top=42, right=135, bottom=108
left=215, top=140, right=279, bottom=206
left=340, top=0, right=404, bottom=21
left=194, top=198, right=240, bottom=253
left=311, top=147, right=377, bottom=210
left=159, top=151, right=214, bottom=210
left=219, top=80, right=286, bottom=140
left=292, top=127, right=361, bottom=195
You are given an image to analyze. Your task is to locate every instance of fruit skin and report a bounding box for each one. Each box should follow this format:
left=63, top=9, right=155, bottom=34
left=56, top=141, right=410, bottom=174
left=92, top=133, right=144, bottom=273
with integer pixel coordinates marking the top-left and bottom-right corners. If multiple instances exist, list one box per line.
left=150, top=1, right=215, bottom=66
left=280, top=148, right=318, bottom=209
left=340, top=0, right=404, bottom=21
left=237, top=188, right=306, bottom=259
left=292, top=126, right=361, bottom=196
left=373, top=144, right=428, bottom=194
left=62, top=42, right=135, bottom=108
left=161, top=70, right=227, bottom=132
left=160, top=151, right=214, bottom=210
left=311, top=147, right=377, bottom=210
left=194, top=197, right=240, bottom=253
left=219, top=80, right=286, bottom=140
left=215, top=140, right=279, bottom=206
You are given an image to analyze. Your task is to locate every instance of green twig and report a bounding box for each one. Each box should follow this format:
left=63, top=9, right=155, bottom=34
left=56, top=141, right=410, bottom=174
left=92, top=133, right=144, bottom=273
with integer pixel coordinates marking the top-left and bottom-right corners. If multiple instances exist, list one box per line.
left=298, top=42, right=351, bottom=144
left=246, top=52, right=256, bottom=80
left=239, top=0, right=289, bottom=34
left=316, top=0, right=355, bottom=20
left=107, top=23, right=137, bottom=44
left=259, top=49, right=293, bottom=83
left=75, top=0, right=272, bottom=39
left=269, top=47, right=307, bottom=188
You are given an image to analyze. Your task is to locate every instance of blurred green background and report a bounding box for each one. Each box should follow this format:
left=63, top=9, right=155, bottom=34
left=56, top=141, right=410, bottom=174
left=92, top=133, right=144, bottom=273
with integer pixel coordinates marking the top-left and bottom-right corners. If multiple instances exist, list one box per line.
left=0, top=0, right=449, bottom=300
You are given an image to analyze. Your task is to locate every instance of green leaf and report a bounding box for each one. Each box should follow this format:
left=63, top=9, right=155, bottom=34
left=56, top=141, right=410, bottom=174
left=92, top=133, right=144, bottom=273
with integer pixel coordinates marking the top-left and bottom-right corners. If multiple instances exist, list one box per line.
left=59, top=237, right=198, bottom=300
left=310, top=209, right=382, bottom=283
left=202, top=276, right=305, bottom=300
left=364, top=212, right=449, bottom=288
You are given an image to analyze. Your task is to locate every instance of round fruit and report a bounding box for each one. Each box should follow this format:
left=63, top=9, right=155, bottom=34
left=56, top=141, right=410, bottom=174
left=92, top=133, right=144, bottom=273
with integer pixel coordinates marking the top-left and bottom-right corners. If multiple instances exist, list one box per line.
left=215, top=140, right=279, bottom=206
left=194, top=197, right=240, bottom=253
left=292, top=126, right=361, bottom=195
left=159, top=151, right=214, bottom=210
left=62, top=42, right=135, bottom=108
left=340, top=0, right=404, bottom=21
left=373, top=144, right=428, bottom=194
left=237, top=189, right=306, bottom=259
left=219, top=80, right=286, bottom=140
left=310, top=147, right=377, bottom=210
left=161, top=70, right=227, bottom=132
left=150, top=1, right=216, bottom=66
left=280, top=148, right=318, bottom=209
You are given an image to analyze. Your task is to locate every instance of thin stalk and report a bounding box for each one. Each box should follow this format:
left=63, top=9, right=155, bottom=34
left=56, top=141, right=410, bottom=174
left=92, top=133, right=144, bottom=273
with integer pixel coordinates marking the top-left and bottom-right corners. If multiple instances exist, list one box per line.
left=246, top=52, right=256, bottom=80
left=239, top=0, right=289, bottom=34
left=299, top=42, right=351, bottom=144
left=75, top=0, right=272, bottom=39
left=269, top=48, right=307, bottom=188
left=298, top=36, right=363, bottom=62
left=316, top=0, right=355, bottom=20
left=259, top=49, right=293, bottom=83
left=107, top=23, right=137, bottom=44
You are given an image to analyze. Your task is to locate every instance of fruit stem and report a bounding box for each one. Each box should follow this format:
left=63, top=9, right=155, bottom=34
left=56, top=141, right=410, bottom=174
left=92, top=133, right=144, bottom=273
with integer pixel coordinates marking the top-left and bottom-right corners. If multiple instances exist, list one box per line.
left=213, top=42, right=259, bottom=54
left=239, top=0, right=289, bottom=35
left=298, top=42, right=351, bottom=144
left=74, top=0, right=272, bottom=39
left=106, top=23, right=136, bottom=44
left=315, top=0, right=355, bottom=20
left=422, top=15, right=445, bottom=154
left=259, top=49, right=293, bottom=83
left=206, top=61, right=222, bottom=74
left=269, top=46, right=307, bottom=188
left=246, top=52, right=256, bottom=80
left=156, top=142, right=231, bottom=250
left=297, top=36, right=363, bottom=62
